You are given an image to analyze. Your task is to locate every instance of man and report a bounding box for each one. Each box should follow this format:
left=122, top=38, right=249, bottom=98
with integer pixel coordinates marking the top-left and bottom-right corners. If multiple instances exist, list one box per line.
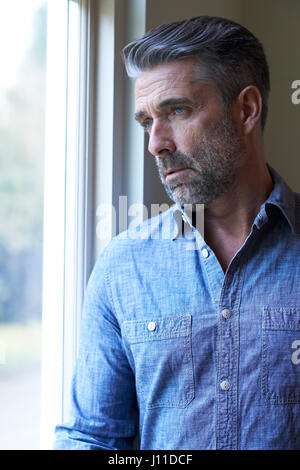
left=54, top=16, right=300, bottom=450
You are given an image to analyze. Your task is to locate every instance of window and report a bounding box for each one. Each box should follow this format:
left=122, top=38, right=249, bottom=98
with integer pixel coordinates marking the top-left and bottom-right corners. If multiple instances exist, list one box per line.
left=0, top=0, right=88, bottom=450
left=0, top=0, right=48, bottom=450
left=0, top=0, right=148, bottom=450
left=40, top=0, right=95, bottom=449
left=40, top=0, right=147, bottom=448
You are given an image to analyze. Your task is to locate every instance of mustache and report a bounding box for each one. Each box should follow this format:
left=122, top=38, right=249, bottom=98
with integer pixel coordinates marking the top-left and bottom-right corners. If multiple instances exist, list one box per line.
left=155, top=152, right=197, bottom=174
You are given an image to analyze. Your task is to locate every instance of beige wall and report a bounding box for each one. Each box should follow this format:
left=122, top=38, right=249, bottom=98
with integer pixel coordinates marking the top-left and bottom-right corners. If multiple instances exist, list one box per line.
left=240, top=0, right=300, bottom=191
left=146, top=0, right=242, bottom=27
left=143, top=0, right=300, bottom=195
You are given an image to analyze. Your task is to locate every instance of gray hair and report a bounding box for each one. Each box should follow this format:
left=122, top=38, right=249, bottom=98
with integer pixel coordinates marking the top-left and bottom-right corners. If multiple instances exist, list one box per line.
left=122, top=16, right=270, bottom=130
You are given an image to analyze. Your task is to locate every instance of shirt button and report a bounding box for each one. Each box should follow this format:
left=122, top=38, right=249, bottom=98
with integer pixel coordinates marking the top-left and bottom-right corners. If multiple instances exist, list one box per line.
left=201, top=248, right=209, bottom=259
left=147, top=321, right=156, bottom=332
left=220, top=380, right=230, bottom=391
left=221, top=309, right=231, bottom=319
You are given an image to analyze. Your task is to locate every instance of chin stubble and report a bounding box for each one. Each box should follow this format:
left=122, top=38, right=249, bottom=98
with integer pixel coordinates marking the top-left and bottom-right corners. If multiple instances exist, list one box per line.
left=155, top=113, right=246, bottom=205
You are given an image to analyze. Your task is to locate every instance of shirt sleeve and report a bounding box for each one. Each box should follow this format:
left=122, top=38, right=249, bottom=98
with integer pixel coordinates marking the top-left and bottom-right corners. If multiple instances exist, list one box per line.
left=53, top=243, right=138, bottom=450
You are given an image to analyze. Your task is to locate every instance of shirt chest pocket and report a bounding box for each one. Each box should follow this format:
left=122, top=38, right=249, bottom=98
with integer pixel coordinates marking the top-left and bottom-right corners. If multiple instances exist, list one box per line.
left=122, top=314, right=195, bottom=409
left=262, top=308, right=300, bottom=404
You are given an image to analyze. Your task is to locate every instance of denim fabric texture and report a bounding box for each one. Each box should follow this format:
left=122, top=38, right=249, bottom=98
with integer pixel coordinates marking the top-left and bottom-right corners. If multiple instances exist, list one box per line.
left=54, top=165, right=300, bottom=450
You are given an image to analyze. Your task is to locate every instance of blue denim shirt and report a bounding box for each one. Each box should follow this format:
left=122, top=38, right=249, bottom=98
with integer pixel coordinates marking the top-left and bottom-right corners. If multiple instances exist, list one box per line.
left=54, top=165, right=300, bottom=450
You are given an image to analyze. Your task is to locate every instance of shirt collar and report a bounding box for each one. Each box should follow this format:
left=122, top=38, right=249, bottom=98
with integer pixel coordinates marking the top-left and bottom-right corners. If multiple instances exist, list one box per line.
left=259, top=163, right=298, bottom=234
left=171, top=163, right=299, bottom=240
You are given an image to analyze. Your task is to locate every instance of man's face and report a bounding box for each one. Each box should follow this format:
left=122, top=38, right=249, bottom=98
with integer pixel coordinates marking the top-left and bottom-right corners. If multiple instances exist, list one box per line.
left=134, top=59, right=246, bottom=205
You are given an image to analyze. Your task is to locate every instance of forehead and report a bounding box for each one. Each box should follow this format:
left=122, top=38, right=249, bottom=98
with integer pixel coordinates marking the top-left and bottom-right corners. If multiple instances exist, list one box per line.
left=134, top=58, right=214, bottom=111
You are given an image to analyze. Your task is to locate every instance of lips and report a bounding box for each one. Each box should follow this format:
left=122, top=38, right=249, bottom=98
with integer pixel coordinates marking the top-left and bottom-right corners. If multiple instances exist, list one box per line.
left=165, top=168, right=190, bottom=180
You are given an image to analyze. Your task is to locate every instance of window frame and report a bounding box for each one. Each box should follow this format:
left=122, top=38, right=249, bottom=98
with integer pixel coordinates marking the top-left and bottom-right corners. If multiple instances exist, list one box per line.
left=40, top=0, right=147, bottom=449
left=40, top=0, right=96, bottom=449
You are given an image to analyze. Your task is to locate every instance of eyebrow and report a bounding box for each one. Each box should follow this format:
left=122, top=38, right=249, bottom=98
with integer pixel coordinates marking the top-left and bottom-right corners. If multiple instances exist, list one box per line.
left=134, top=97, right=195, bottom=123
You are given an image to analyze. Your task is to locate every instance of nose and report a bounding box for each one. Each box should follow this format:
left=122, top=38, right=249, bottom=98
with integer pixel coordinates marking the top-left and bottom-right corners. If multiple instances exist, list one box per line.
left=147, top=120, right=176, bottom=157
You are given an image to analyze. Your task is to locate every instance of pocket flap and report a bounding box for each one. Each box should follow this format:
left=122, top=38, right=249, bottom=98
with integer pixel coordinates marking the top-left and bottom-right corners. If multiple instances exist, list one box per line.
left=263, top=307, right=300, bottom=330
left=123, top=314, right=192, bottom=344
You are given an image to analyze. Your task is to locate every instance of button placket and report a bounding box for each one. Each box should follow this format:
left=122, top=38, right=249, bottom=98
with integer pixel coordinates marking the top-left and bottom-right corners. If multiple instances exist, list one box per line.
left=216, top=266, right=244, bottom=450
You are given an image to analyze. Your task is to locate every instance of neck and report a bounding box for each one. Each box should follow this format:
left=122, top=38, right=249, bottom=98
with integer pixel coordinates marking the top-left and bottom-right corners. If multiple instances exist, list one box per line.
left=203, top=158, right=273, bottom=272
left=204, top=159, right=273, bottom=238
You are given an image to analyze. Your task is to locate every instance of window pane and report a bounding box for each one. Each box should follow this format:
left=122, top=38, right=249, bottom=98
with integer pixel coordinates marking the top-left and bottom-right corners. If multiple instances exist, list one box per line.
left=0, top=0, right=48, bottom=450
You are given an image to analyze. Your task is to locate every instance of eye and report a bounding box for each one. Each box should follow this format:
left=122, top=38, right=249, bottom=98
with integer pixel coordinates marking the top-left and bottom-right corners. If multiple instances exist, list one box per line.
left=168, top=106, right=189, bottom=121
left=142, top=119, right=153, bottom=131
left=174, top=106, right=185, bottom=115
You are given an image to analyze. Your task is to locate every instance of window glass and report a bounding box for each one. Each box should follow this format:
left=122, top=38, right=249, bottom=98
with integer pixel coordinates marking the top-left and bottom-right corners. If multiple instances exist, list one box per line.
left=0, top=0, right=47, bottom=450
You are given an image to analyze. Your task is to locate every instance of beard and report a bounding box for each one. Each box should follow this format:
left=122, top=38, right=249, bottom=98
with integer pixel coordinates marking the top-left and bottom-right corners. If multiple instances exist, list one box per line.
left=155, top=111, right=247, bottom=206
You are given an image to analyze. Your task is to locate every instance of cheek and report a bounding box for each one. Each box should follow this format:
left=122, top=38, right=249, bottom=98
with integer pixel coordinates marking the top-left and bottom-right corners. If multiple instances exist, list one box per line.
left=172, top=122, right=199, bottom=151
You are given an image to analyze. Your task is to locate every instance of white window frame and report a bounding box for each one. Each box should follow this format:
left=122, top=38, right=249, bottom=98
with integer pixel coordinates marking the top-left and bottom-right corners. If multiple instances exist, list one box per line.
left=40, top=0, right=69, bottom=449
left=40, top=0, right=96, bottom=449
left=40, top=0, right=147, bottom=450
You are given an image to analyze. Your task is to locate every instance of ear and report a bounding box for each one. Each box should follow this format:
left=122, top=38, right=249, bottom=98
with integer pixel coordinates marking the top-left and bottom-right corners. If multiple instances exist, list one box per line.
left=234, top=85, right=262, bottom=135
